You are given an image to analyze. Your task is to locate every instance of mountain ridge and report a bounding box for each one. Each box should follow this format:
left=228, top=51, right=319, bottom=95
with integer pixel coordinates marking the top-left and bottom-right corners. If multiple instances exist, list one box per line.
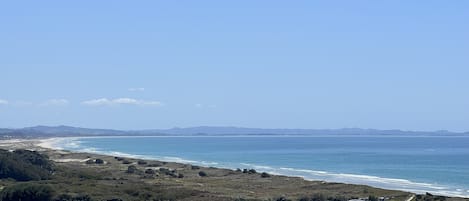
left=0, top=125, right=467, bottom=138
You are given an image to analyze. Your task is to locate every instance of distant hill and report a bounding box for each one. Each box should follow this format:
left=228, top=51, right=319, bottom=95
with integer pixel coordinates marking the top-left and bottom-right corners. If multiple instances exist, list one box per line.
left=0, top=125, right=467, bottom=139
left=22, top=125, right=126, bottom=135
left=138, top=126, right=466, bottom=136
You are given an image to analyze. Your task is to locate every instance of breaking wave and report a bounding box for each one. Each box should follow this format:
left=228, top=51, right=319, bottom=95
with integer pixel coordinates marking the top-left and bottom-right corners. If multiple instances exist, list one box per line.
left=42, top=137, right=469, bottom=198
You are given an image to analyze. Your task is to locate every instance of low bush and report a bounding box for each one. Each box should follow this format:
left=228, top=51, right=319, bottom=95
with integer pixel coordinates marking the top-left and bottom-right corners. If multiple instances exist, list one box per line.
left=122, top=160, right=132, bottom=164
left=145, top=169, right=155, bottom=174
left=0, top=149, right=54, bottom=181
left=54, top=194, right=93, bottom=201
left=261, top=172, right=270, bottom=178
left=198, top=171, right=207, bottom=177
left=95, top=159, right=104, bottom=164
left=127, top=165, right=137, bottom=174
left=0, top=183, right=55, bottom=201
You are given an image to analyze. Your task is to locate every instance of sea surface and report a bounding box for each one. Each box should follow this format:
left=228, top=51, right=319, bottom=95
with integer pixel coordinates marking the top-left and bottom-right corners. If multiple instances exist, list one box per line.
left=50, top=136, right=469, bottom=197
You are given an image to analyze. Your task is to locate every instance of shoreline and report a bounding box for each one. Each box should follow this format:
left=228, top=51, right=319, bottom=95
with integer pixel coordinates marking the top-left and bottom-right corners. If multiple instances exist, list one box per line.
left=2, top=137, right=469, bottom=200
left=35, top=137, right=469, bottom=198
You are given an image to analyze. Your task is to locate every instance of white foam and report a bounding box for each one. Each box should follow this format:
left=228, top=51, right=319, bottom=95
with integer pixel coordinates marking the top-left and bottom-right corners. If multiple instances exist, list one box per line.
left=37, top=137, right=79, bottom=150
left=238, top=165, right=469, bottom=198
left=44, top=136, right=469, bottom=198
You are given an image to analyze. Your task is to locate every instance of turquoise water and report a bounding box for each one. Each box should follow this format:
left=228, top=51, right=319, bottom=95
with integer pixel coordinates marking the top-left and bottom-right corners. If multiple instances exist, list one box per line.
left=52, top=136, right=469, bottom=197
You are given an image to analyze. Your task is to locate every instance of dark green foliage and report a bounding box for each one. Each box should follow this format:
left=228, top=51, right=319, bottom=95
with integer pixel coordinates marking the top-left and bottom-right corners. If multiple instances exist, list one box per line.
left=236, top=168, right=242, bottom=172
left=191, top=165, right=200, bottom=170
left=248, top=169, right=257, bottom=174
left=54, top=194, right=74, bottom=201
left=0, top=183, right=54, bottom=201
left=435, top=196, right=447, bottom=201
left=198, top=171, right=207, bottom=177
left=275, top=196, right=291, bottom=201
left=415, top=193, right=447, bottom=201
left=298, top=194, right=349, bottom=201
left=147, top=163, right=161, bottom=167
left=54, top=194, right=93, bottom=201
left=368, top=195, right=378, bottom=201
left=94, top=159, right=104, bottom=164
left=145, top=168, right=156, bottom=174
left=122, top=160, right=131, bottom=164
left=311, top=194, right=326, bottom=201
left=261, top=172, right=270, bottom=178
left=126, top=165, right=137, bottom=173
left=114, top=157, right=124, bottom=161
left=0, top=149, right=53, bottom=181
left=298, top=193, right=325, bottom=201
left=177, top=173, right=184, bottom=178
left=137, top=160, right=147, bottom=165
left=332, top=196, right=349, bottom=201
left=158, top=168, right=178, bottom=177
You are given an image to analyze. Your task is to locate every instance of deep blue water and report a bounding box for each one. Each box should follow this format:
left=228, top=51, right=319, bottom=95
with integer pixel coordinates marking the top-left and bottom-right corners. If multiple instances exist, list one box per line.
left=52, top=136, right=469, bottom=197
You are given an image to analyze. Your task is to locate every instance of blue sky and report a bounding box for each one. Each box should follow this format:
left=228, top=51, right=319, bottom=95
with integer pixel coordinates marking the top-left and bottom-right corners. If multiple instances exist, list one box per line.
left=1, top=1, right=468, bottom=131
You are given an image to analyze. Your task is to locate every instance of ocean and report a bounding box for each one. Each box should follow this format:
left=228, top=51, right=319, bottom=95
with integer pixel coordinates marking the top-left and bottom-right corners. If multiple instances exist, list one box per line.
left=49, top=136, right=469, bottom=197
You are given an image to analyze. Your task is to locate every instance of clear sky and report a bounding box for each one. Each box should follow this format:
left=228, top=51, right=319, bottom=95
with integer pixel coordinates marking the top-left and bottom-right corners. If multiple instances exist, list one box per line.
left=1, top=1, right=468, bottom=131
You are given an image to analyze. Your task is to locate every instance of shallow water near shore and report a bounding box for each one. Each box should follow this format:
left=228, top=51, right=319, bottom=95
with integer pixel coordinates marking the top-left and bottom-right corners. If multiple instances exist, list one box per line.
left=47, top=136, right=469, bottom=198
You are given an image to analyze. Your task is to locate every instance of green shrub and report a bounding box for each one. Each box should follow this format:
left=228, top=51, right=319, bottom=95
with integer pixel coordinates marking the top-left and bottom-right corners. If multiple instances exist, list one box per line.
left=0, top=149, right=54, bottom=181
left=145, top=169, right=155, bottom=174
left=0, top=183, right=55, bottom=201
left=122, top=160, right=131, bottom=164
left=54, top=194, right=93, bottom=201
left=198, top=171, right=207, bottom=177
left=114, top=157, right=124, bottom=161
left=147, top=163, right=161, bottom=167
left=95, top=159, right=104, bottom=164
left=275, top=196, right=291, bottom=201
left=368, top=195, right=378, bottom=201
left=261, top=172, right=270, bottom=178
left=126, top=165, right=137, bottom=174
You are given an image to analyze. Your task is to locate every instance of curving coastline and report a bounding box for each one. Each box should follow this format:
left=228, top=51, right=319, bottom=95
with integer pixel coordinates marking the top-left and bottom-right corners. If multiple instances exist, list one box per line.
left=34, top=136, right=469, bottom=198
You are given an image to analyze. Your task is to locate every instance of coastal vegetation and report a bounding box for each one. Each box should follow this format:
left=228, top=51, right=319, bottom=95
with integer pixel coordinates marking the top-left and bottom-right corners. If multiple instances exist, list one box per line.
left=0, top=149, right=53, bottom=181
left=0, top=147, right=465, bottom=201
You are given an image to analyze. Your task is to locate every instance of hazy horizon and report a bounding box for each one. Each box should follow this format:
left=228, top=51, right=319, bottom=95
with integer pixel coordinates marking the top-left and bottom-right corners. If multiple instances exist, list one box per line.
left=2, top=124, right=467, bottom=134
left=1, top=1, right=468, bottom=131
